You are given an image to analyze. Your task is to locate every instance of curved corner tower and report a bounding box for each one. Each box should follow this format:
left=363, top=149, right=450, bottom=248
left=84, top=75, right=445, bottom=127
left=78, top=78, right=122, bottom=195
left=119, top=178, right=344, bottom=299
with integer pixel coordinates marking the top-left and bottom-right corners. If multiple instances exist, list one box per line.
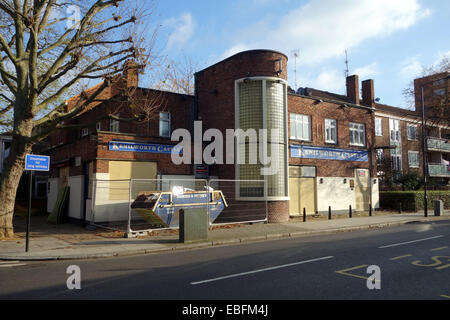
left=196, top=50, right=290, bottom=223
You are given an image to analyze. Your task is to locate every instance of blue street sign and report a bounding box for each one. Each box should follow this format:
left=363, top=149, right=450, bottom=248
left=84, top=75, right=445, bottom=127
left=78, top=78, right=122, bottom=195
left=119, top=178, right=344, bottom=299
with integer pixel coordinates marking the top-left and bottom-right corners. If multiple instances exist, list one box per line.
left=25, top=154, right=50, bottom=171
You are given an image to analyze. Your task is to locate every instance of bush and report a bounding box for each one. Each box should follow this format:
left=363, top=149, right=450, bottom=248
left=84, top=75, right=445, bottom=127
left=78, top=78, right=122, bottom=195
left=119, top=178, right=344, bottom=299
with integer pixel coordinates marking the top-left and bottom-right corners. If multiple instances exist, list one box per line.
left=380, top=190, right=450, bottom=211
left=397, top=172, right=423, bottom=191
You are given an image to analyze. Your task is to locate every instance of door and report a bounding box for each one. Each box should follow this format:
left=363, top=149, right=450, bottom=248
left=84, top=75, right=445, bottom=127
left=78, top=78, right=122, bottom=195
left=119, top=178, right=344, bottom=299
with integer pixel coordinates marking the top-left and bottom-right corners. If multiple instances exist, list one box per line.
left=355, top=169, right=370, bottom=211
left=289, top=166, right=316, bottom=216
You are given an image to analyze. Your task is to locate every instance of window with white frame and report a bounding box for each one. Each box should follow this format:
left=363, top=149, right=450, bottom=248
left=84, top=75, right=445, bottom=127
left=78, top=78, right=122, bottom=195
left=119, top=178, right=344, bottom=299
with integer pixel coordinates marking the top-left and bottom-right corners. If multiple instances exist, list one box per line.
left=159, top=112, right=171, bottom=137
left=375, top=118, right=383, bottom=136
left=408, top=151, right=420, bottom=168
left=392, top=155, right=402, bottom=172
left=96, top=122, right=102, bottom=132
left=349, top=122, right=365, bottom=146
left=324, top=119, right=337, bottom=144
left=290, top=113, right=311, bottom=141
left=389, top=119, right=401, bottom=143
left=376, top=149, right=384, bottom=165
left=109, top=115, right=120, bottom=133
left=407, top=124, right=418, bottom=141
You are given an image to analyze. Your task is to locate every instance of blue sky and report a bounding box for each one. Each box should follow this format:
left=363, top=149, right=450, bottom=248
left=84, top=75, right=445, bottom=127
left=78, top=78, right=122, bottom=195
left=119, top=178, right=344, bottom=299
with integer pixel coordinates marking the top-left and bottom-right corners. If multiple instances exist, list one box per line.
left=147, top=0, right=450, bottom=109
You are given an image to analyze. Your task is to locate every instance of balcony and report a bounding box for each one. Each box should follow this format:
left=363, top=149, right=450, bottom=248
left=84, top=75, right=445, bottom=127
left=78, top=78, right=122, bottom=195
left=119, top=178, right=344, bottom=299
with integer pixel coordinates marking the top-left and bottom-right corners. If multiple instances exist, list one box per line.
left=428, top=164, right=450, bottom=177
left=427, top=138, right=450, bottom=153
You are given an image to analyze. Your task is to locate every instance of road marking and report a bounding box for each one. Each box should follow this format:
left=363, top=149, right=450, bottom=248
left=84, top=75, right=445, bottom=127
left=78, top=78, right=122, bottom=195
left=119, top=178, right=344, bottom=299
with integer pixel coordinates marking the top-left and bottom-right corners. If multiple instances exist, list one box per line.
left=412, top=256, right=450, bottom=270
left=390, top=254, right=412, bottom=261
left=431, top=246, right=448, bottom=252
left=335, top=265, right=370, bottom=280
left=379, top=235, right=444, bottom=249
left=190, top=256, right=334, bottom=285
left=441, top=295, right=450, bottom=299
left=0, top=262, right=26, bottom=268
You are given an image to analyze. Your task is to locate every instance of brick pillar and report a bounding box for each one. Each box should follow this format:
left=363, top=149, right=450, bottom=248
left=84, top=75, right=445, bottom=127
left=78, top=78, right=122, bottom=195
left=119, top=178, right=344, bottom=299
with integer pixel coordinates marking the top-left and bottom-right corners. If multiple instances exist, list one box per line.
left=362, top=79, right=375, bottom=107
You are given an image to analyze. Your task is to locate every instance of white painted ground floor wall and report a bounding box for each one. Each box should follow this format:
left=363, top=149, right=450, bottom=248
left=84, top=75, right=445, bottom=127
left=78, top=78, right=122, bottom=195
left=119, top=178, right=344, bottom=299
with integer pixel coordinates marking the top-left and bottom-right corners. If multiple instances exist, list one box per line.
left=316, top=176, right=379, bottom=214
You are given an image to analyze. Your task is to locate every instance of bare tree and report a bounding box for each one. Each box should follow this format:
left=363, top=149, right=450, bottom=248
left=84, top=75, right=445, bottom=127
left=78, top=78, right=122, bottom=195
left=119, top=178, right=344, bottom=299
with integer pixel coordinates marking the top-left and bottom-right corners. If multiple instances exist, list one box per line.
left=151, top=54, right=202, bottom=95
left=0, top=0, right=158, bottom=238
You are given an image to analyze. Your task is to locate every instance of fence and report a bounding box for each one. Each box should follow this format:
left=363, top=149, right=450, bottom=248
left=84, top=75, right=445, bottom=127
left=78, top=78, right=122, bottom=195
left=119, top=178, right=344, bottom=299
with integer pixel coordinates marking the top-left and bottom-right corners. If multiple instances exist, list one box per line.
left=90, top=178, right=267, bottom=236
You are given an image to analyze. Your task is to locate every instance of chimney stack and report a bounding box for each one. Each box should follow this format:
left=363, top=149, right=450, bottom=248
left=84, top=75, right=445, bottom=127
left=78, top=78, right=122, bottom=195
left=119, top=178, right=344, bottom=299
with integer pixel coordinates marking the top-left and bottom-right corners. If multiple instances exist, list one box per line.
left=123, top=60, right=139, bottom=88
left=346, top=75, right=360, bottom=105
left=362, top=79, right=375, bottom=107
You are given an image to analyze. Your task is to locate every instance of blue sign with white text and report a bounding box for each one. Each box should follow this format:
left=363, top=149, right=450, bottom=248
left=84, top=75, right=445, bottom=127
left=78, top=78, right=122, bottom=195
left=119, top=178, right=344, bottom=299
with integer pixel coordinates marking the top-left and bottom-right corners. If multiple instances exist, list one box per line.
left=25, top=155, right=50, bottom=171
left=109, top=141, right=182, bottom=154
left=290, top=145, right=368, bottom=162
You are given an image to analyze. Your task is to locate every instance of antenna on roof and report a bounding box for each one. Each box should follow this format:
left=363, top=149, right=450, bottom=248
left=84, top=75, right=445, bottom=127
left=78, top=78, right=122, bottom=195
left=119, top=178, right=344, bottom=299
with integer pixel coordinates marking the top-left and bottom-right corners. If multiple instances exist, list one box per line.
left=291, top=49, right=300, bottom=91
left=344, top=50, right=349, bottom=78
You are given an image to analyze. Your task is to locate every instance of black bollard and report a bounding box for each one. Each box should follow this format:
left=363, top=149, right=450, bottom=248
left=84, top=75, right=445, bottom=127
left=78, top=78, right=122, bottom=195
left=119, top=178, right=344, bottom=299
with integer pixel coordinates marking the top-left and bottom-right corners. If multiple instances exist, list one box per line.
left=328, top=206, right=332, bottom=220
left=349, top=205, right=352, bottom=218
left=369, top=204, right=372, bottom=217
left=303, top=207, right=306, bottom=222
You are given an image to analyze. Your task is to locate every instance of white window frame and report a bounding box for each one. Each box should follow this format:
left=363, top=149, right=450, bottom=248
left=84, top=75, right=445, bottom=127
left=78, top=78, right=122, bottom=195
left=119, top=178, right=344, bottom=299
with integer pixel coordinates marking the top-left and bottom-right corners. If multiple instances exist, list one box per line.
left=81, top=127, right=89, bottom=137
left=109, top=115, right=120, bottom=133
left=96, top=122, right=102, bottom=132
left=375, top=118, right=383, bottom=136
left=392, top=154, right=402, bottom=172
left=159, top=112, right=171, bottom=138
left=349, top=122, right=366, bottom=147
left=407, top=124, right=418, bottom=141
left=408, top=151, right=420, bottom=168
left=290, top=113, right=311, bottom=141
left=389, top=119, right=401, bottom=143
left=324, top=118, right=337, bottom=144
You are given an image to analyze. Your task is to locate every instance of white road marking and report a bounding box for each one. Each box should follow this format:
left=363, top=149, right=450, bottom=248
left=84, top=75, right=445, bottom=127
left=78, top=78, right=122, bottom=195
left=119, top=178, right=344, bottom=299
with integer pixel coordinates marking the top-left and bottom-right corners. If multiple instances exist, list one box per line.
left=0, top=264, right=26, bottom=268
left=191, top=256, right=334, bottom=285
left=0, top=261, right=26, bottom=268
left=379, top=235, right=444, bottom=249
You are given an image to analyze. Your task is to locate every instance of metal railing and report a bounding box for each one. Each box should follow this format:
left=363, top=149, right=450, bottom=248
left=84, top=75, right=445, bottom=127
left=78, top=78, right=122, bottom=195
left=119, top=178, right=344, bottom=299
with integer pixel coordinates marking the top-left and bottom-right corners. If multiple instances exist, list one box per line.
left=427, top=138, right=450, bottom=152
left=90, top=178, right=268, bottom=236
left=428, top=164, right=450, bottom=177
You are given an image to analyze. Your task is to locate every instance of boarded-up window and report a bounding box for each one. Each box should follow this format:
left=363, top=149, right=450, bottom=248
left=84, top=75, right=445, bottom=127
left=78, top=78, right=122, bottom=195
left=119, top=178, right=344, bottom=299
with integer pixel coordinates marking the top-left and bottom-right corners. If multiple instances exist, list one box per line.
left=109, top=161, right=157, bottom=200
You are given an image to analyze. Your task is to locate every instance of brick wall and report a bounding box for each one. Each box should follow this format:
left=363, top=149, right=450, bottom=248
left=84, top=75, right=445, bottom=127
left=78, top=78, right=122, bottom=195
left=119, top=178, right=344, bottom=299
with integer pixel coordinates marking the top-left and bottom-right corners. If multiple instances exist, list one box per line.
left=288, top=94, right=376, bottom=177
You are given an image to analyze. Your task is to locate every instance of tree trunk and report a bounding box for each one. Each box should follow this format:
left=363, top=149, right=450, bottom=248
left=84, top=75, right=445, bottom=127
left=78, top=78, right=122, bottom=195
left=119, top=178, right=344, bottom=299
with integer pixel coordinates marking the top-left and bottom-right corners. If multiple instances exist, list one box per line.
left=0, top=133, right=32, bottom=238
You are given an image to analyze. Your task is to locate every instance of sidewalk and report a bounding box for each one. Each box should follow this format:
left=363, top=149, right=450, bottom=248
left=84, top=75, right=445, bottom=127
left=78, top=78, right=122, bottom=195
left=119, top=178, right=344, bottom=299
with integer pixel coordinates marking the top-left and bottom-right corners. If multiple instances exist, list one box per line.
left=1, top=211, right=449, bottom=261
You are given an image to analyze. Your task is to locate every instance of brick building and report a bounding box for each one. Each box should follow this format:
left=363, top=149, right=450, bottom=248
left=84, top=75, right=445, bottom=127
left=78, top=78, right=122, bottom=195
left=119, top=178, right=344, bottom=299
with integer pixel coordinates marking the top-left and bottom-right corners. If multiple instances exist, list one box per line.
left=45, top=49, right=448, bottom=225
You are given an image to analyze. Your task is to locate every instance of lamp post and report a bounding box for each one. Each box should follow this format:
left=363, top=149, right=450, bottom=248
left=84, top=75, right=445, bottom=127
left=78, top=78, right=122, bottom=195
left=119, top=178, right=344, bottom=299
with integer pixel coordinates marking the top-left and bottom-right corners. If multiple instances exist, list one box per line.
left=420, top=74, right=450, bottom=217
left=421, top=86, right=428, bottom=217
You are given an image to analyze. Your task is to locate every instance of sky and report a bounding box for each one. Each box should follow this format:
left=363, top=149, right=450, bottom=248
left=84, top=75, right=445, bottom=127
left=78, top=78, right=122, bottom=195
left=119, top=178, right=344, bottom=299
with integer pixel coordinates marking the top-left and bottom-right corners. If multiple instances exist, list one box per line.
left=146, top=0, right=450, bottom=109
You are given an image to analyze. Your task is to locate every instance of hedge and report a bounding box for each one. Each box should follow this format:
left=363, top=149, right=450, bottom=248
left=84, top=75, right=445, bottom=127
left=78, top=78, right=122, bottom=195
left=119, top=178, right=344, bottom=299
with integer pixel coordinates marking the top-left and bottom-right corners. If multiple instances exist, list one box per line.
left=379, top=191, right=450, bottom=211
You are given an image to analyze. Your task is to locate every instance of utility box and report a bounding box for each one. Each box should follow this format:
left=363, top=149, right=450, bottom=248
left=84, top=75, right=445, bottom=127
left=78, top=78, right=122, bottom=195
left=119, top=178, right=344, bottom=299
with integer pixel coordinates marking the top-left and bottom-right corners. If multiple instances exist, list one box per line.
left=179, top=208, right=209, bottom=243
left=434, top=200, right=444, bottom=217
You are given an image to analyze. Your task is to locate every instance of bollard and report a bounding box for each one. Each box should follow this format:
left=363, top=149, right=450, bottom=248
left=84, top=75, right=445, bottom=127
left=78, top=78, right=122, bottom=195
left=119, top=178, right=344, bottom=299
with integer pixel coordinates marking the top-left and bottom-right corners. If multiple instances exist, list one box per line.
left=303, top=207, right=306, bottom=222
left=328, top=206, right=332, bottom=220
left=349, top=205, right=352, bottom=218
left=398, top=202, right=402, bottom=214
left=369, top=204, right=372, bottom=217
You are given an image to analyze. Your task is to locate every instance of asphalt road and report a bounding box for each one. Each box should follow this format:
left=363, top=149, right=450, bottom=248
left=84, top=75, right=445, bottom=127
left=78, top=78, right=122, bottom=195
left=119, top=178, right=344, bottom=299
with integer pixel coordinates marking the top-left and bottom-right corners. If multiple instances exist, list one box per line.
left=0, top=220, right=449, bottom=300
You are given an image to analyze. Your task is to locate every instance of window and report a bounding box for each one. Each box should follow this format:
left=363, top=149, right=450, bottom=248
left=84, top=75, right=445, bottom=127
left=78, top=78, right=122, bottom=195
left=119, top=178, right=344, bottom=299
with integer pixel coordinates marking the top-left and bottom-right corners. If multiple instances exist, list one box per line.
left=389, top=119, right=401, bottom=143
left=325, top=119, right=337, bottom=144
left=81, top=128, right=89, bottom=137
left=433, top=88, right=446, bottom=96
left=407, top=124, right=418, bottom=141
left=290, top=113, right=311, bottom=141
left=433, top=79, right=445, bottom=86
left=375, top=118, right=383, bottom=136
left=376, top=149, right=384, bottom=165
left=392, top=155, right=402, bottom=172
left=96, top=122, right=102, bottom=132
left=349, top=122, right=365, bottom=146
left=109, top=116, right=120, bottom=133
left=159, top=112, right=171, bottom=137
left=408, top=151, right=420, bottom=168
